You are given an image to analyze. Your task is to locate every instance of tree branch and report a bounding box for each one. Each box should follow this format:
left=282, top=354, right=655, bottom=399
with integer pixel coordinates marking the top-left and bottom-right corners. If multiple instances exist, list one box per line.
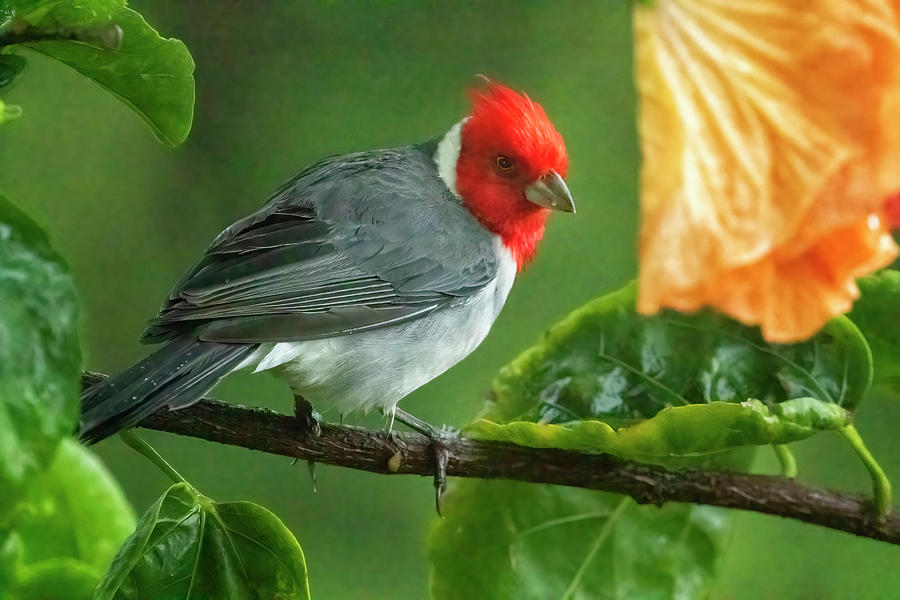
left=81, top=371, right=900, bottom=545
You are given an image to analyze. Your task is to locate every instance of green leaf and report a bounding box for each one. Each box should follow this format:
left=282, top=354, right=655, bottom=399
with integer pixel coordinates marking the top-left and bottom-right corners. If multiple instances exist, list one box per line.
left=11, top=0, right=124, bottom=29
left=0, top=194, right=80, bottom=525
left=1, top=440, right=135, bottom=600
left=96, top=483, right=311, bottom=600
left=0, top=53, right=26, bottom=88
left=848, top=270, right=900, bottom=395
left=429, top=484, right=732, bottom=600
left=468, top=397, right=849, bottom=467
left=1, top=530, right=23, bottom=586
left=12, top=439, right=135, bottom=569
left=8, top=0, right=195, bottom=145
left=487, top=281, right=871, bottom=426
left=11, top=559, right=100, bottom=600
left=0, top=96, right=22, bottom=122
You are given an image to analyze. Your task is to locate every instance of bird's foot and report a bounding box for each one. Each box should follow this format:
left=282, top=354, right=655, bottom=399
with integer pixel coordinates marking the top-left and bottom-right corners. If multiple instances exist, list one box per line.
left=293, top=394, right=322, bottom=437
left=390, top=407, right=457, bottom=517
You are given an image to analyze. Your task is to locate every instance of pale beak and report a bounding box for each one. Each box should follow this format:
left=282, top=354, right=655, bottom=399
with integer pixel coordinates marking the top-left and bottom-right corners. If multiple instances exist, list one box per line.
left=524, top=170, right=576, bottom=213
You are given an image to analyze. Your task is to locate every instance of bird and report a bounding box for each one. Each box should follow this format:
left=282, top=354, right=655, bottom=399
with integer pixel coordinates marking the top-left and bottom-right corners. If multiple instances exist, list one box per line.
left=80, top=80, right=574, bottom=507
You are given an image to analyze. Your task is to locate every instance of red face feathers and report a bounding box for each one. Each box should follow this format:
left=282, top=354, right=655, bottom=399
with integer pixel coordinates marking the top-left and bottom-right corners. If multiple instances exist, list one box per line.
left=455, top=81, right=572, bottom=269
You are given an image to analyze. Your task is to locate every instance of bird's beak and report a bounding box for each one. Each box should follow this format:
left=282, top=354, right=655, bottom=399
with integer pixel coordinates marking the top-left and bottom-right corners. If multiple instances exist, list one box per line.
left=524, top=170, right=576, bottom=213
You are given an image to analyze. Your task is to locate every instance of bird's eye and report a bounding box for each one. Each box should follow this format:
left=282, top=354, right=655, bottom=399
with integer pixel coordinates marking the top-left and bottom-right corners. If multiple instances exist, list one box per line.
left=495, top=155, right=515, bottom=171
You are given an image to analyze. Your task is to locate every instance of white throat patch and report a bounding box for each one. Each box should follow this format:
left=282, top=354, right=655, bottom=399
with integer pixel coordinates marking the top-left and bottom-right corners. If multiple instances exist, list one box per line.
left=434, top=118, right=468, bottom=198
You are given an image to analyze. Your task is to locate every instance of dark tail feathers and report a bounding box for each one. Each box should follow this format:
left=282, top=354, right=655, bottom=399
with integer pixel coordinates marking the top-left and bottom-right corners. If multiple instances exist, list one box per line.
left=80, top=338, right=258, bottom=444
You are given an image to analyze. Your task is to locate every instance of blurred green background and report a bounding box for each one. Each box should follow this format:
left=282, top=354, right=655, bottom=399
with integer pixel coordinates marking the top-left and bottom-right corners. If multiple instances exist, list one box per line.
left=2, top=2, right=899, bottom=598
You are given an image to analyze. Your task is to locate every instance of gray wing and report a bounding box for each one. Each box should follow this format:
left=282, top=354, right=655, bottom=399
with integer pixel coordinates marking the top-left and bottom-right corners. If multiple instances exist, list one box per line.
left=141, top=145, right=501, bottom=344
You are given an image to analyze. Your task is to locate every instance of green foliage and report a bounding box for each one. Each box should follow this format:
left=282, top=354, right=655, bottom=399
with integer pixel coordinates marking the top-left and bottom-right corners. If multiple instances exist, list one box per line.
left=0, top=195, right=80, bottom=525
left=5, top=0, right=125, bottom=32
left=467, top=397, right=849, bottom=467
left=487, top=281, right=871, bottom=425
left=9, top=559, right=99, bottom=600
left=0, top=2, right=11, bottom=29
left=849, top=270, right=900, bottom=396
left=11, top=0, right=123, bottom=28
left=429, top=281, right=879, bottom=599
left=96, top=483, right=311, bottom=600
left=1, top=439, right=136, bottom=600
left=0, top=0, right=194, bottom=144
left=9, top=558, right=99, bottom=600
left=430, top=483, right=731, bottom=600
left=11, top=439, right=135, bottom=571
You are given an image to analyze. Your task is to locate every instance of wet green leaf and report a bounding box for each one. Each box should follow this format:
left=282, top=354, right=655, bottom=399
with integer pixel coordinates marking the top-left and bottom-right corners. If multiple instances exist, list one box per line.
left=848, top=270, right=900, bottom=396
left=0, top=195, right=80, bottom=525
left=96, top=483, right=311, bottom=600
left=1, top=440, right=135, bottom=600
left=430, top=484, right=733, bottom=600
left=6, top=0, right=195, bottom=145
left=468, top=398, right=849, bottom=467
left=488, top=281, right=871, bottom=426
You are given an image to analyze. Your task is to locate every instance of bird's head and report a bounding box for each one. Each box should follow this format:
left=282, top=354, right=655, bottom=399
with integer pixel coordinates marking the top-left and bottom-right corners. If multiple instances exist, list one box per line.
left=449, top=81, right=573, bottom=269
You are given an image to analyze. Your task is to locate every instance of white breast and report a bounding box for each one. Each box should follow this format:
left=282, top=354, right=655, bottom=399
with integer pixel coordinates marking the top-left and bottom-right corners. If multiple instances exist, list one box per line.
left=238, top=238, right=517, bottom=417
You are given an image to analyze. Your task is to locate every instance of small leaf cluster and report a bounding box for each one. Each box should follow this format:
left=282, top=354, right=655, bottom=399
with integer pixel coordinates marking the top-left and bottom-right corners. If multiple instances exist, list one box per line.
left=0, top=2, right=310, bottom=599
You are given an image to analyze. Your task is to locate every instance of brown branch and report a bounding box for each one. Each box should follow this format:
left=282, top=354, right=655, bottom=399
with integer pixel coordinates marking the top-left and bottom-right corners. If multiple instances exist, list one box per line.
left=81, top=371, right=900, bottom=545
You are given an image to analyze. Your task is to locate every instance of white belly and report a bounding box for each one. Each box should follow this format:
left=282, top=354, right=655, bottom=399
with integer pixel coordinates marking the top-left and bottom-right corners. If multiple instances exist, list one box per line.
left=236, top=244, right=516, bottom=416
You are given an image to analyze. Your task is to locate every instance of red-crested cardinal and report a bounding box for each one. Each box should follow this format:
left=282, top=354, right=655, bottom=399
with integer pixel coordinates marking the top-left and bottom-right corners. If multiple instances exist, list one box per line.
left=81, top=81, right=574, bottom=508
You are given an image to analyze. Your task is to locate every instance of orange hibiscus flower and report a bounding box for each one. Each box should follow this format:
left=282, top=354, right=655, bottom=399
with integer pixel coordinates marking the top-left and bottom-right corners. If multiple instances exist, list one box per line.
left=634, top=0, right=900, bottom=342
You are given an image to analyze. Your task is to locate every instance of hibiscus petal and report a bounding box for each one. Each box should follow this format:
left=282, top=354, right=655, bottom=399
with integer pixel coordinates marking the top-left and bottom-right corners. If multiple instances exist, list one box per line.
left=635, top=0, right=900, bottom=342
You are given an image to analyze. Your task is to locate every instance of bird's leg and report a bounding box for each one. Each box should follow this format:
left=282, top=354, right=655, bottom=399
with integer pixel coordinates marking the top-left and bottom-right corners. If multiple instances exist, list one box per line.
left=293, top=394, right=322, bottom=492
left=391, top=407, right=456, bottom=517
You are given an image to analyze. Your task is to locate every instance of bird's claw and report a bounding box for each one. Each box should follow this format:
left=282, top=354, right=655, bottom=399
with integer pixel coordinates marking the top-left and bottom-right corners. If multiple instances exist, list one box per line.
left=289, top=457, right=319, bottom=492
left=290, top=395, right=321, bottom=492
left=307, top=460, right=318, bottom=493
left=432, top=437, right=450, bottom=517
left=388, top=407, right=456, bottom=517
left=293, top=394, right=322, bottom=437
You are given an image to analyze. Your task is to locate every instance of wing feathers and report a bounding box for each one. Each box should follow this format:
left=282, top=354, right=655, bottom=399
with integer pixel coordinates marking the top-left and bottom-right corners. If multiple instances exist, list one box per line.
left=140, top=146, right=501, bottom=345
left=198, top=304, right=439, bottom=343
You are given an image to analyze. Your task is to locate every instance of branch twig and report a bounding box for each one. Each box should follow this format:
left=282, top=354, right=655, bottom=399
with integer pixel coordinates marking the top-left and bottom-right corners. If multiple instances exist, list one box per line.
left=81, top=371, right=900, bottom=545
